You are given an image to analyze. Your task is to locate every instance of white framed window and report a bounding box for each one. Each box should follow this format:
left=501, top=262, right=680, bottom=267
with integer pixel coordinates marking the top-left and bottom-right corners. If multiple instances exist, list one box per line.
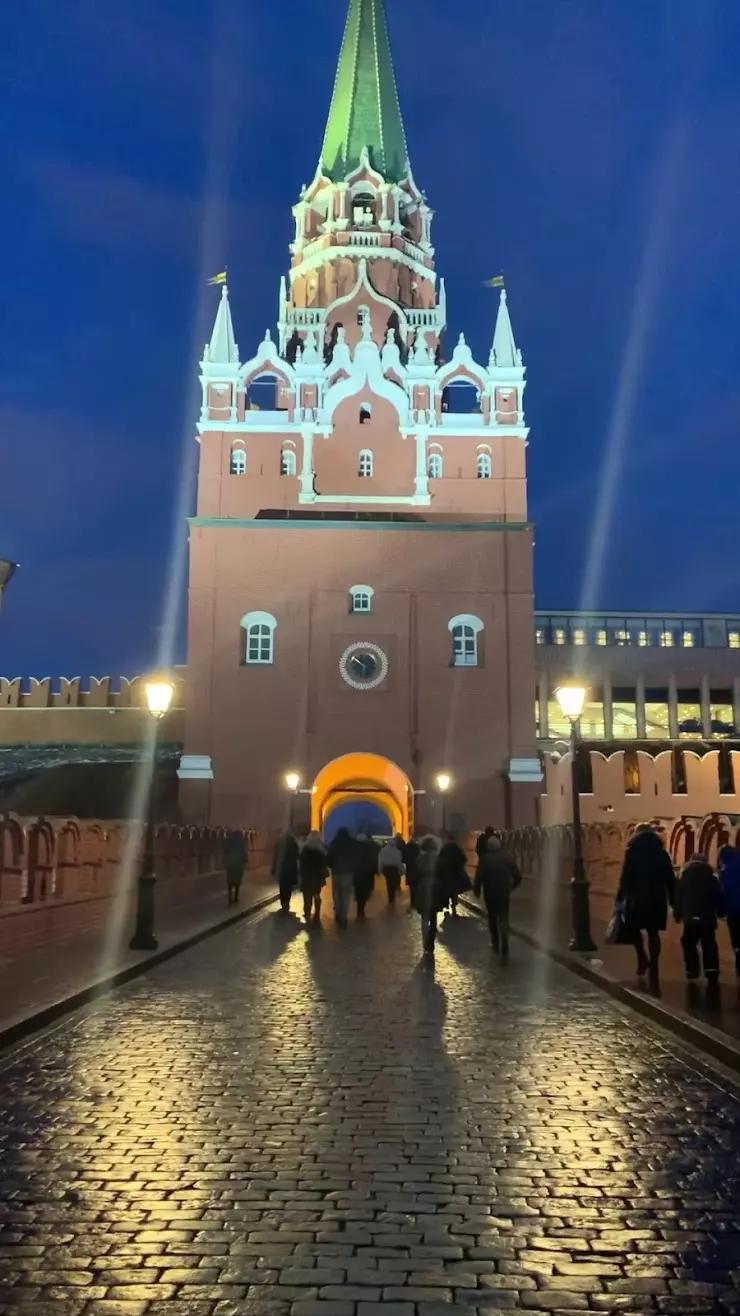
left=230, top=445, right=246, bottom=475
left=428, top=452, right=443, bottom=479
left=358, top=449, right=373, bottom=478
left=241, top=611, right=277, bottom=666
left=477, top=452, right=492, bottom=479
left=448, top=614, right=484, bottom=668
left=280, top=447, right=297, bottom=476
left=350, top=585, right=374, bottom=614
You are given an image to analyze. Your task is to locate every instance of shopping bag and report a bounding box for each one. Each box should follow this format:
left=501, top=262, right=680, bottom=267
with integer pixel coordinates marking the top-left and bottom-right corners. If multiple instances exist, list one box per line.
left=605, top=902, right=630, bottom=945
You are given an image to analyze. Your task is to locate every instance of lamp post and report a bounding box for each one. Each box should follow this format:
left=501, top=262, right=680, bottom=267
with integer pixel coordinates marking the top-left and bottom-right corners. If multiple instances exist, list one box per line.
left=554, top=682, right=596, bottom=954
left=284, top=772, right=301, bottom=830
left=435, top=773, right=452, bottom=835
left=129, top=672, right=176, bottom=952
left=0, top=560, right=17, bottom=615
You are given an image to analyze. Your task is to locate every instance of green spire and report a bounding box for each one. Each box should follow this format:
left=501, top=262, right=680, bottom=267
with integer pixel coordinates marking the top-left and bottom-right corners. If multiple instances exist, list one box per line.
left=320, top=0, right=409, bottom=184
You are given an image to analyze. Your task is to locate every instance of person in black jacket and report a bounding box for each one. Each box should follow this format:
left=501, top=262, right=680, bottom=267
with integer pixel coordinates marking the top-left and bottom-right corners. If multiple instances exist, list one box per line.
left=223, top=830, right=246, bottom=906
left=616, top=823, right=676, bottom=978
left=474, top=836, right=522, bottom=961
left=299, top=832, right=328, bottom=923
left=272, top=830, right=299, bottom=913
left=353, top=833, right=380, bottom=918
left=436, top=834, right=469, bottom=915
left=402, top=836, right=421, bottom=907
left=476, top=826, right=495, bottom=860
left=327, top=827, right=357, bottom=926
left=674, top=853, right=723, bottom=982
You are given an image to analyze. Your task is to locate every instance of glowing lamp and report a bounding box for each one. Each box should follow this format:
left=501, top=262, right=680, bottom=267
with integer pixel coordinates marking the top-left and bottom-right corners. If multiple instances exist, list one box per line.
left=144, top=673, right=176, bottom=720
left=285, top=772, right=301, bottom=792
left=555, top=683, right=587, bottom=723
left=436, top=773, right=452, bottom=793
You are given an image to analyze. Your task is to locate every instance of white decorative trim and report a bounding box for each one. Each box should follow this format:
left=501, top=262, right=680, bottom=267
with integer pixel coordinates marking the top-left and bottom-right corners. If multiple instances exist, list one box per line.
left=177, top=755, right=214, bottom=781
left=299, top=492, right=431, bottom=506
left=339, top=642, right=389, bottom=691
left=290, top=240, right=435, bottom=287
left=508, top=757, right=544, bottom=783
left=448, top=614, right=484, bottom=634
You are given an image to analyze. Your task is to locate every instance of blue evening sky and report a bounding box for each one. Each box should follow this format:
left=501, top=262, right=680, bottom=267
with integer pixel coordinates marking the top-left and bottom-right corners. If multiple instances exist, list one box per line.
left=2, top=0, right=740, bottom=676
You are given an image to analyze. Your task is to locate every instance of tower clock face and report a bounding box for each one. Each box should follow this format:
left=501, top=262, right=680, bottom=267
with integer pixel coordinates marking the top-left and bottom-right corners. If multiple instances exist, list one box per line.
left=340, top=642, right=388, bottom=690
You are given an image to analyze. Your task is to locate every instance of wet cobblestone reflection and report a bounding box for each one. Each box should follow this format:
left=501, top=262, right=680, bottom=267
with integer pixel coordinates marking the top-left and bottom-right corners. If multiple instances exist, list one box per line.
left=1, top=900, right=740, bottom=1314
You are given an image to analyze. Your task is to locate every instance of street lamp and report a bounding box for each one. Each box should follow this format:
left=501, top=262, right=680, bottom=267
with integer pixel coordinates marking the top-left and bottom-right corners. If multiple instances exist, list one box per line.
left=284, top=771, right=301, bottom=829
left=436, top=773, right=452, bottom=834
left=129, top=672, right=177, bottom=951
left=0, top=560, right=17, bottom=615
left=554, top=682, right=596, bottom=954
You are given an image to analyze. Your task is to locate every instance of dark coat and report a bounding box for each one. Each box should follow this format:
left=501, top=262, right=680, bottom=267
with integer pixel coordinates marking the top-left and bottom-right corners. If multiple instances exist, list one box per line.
left=414, top=849, right=443, bottom=916
left=327, top=831, right=357, bottom=875
left=402, top=839, right=421, bottom=878
left=674, top=858, right=723, bottom=927
left=272, top=834, right=299, bottom=883
left=436, top=841, right=469, bottom=901
left=223, top=832, right=246, bottom=883
left=616, top=830, right=676, bottom=931
left=476, top=830, right=494, bottom=858
left=474, top=849, right=522, bottom=909
left=353, top=838, right=380, bottom=900
left=299, top=845, right=328, bottom=896
left=719, top=849, right=740, bottom=917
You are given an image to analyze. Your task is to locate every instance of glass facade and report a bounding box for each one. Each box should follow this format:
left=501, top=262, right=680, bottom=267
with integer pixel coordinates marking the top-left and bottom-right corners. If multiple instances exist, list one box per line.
left=535, top=614, right=740, bottom=649
left=677, top=688, right=702, bottom=739
left=612, top=688, right=637, bottom=739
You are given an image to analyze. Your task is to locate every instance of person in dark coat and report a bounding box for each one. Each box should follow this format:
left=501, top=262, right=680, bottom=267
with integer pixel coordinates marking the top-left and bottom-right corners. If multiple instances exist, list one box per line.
left=718, top=845, right=740, bottom=974
left=223, top=830, right=246, bottom=906
left=353, top=833, right=380, bottom=918
left=436, top=834, right=469, bottom=915
left=414, top=836, right=443, bottom=955
left=616, top=823, right=676, bottom=978
left=402, top=836, right=421, bottom=905
left=327, top=827, right=357, bottom=926
left=474, top=836, right=522, bottom=962
left=272, top=830, right=299, bottom=913
left=378, top=836, right=404, bottom=905
left=476, top=826, right=495, bottom=859
left=299, top=831, right=328, bottom=923
left=674, top=853, right=723, bottom=982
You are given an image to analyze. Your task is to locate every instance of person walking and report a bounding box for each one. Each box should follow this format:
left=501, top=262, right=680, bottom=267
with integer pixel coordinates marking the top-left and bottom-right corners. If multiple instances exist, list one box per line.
left=718, top=845, right=740, bottom=974
left=436, top=833, right=469, bottom=915
left=272, top=829, right=299, bottom=913
left=353, top=833, right=380, bottom=918
left=327, top=827, right=356, bottom=927
left=414, top=835, right=442, bottom=956
left=616, top=822, right=676, bottom=979
left=402, top=835, right=421, bottom=909
left=299, top=831, right=328, bottom=923
left=474, top=835, right=522, bottom=962
left=476, top=826, right=495, bottom=860
left=378, top=835, right=404, bottom=905
left=223, top=830, right=246, bottom=907
left=674, top=852, right=723, bottom=983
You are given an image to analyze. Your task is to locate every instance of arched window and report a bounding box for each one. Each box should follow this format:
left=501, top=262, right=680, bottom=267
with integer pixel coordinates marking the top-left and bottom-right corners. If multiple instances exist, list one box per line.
left=280, top=447, right=297, bottom=477
left=230, top=445, right=246, bottom=476
left=241, top=611, right=277, bottom=666
left=448, top=614, right=484, bottom=668
left=477, top=452, right=492, bottom=479
left=358, top=449, right=373, bottom=478
left=349, top=585, right=374, bottom=615
left=428, top=452, right=443, bottom=479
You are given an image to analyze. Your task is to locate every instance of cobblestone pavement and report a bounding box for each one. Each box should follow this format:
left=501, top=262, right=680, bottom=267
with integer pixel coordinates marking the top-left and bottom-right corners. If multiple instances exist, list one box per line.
left=3, top=892, right=740, bottom=1315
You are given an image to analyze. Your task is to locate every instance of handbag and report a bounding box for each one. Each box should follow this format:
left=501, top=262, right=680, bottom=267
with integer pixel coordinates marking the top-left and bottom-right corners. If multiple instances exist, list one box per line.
left=605, top=901, right=632, bottom=946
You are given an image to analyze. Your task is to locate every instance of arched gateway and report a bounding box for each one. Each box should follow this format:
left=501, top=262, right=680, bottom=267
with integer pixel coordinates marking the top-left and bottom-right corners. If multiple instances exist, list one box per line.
left=311, top=753, right=413, bottom=839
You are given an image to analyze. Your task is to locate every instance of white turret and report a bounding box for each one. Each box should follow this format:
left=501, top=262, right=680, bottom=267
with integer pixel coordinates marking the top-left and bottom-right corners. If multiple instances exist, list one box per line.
left=204, top=284, right=239, bottom=366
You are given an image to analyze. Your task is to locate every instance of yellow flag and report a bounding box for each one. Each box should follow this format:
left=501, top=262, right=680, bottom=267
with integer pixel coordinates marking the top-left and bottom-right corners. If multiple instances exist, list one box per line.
left=483, top=274, right=505, bottom=288
left=208, top=271, right=227, bottom=286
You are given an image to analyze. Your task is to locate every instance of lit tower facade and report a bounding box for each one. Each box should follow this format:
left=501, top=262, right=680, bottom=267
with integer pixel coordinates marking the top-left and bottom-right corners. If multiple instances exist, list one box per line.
left=179, top=0, right=542, bottom=836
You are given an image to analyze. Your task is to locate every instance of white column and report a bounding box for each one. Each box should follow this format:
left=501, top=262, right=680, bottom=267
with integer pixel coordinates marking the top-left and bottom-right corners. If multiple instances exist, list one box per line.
left=668, top=673, right=679, bottom=739
left=636, top=674, right=646, bottom=738
left=701, top=673, right=712, bottom=739
left=603, top=675, right=613, bottom=740
left=539, top=670, right=549, bottom=739
left=414, top=429, right=429, bottom=499
left=300, top=427, right=315, bottom=498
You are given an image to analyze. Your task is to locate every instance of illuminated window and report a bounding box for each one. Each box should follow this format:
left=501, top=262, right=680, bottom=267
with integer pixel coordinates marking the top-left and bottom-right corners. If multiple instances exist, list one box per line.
left=230, top=445, right=246, bottom=475
left=615, top=629, right=630, bottom=646
left=572, top=629, right=587, bottom=646
left=280, top=447, right=297, bottom=476
left=638, top=631, right=649, bottom=647
left=623, top=748, right=641, bottom=795
left=477, top=452, right=492, bottom=479
left=710, top=690, right=735, bottom=738
left=349, top=586, right=374, bottom=615
left=612, top=688, right=637, bottom=739
left=241, top=611, right=277, bottom=666
left=677, top=688, right=702, bottom=739
left=581, top=697, right=605, bottom=739
left=596, top=629, right=608, bottom=646
left=547, top=699, right=572, bottom=740
left=660, top=630, right=675, bottom=648
left=449, top=614, right=484, bottom=668
left=358, top=449, right=373, bottom=478
left=553, top=628, right=566, bottom=646
left=729, top=631, right=740, bottom=649
left=535, top=628, right=546, bottom=645
left=535, top=697, right=540, bottom=736
left=645, top=689, right=670, bottom=739
left=428, top=452, right=443, bottom=479
left=682, top=631, right=696, bottom=648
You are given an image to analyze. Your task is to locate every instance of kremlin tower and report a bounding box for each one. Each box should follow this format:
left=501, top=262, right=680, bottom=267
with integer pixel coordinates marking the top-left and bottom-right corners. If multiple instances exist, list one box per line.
left=178, top=0, right=541, bottom=837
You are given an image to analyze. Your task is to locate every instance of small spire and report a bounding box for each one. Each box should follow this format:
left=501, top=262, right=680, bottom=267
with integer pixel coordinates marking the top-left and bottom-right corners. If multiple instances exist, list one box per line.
left=205, top=284, right=239, bottom=365
left=489, top=288, right=519, bottom=369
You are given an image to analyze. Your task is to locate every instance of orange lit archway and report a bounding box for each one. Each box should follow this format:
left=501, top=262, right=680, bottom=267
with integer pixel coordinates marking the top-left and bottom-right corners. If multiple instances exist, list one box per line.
left=311, top=753, right=413, bottom=838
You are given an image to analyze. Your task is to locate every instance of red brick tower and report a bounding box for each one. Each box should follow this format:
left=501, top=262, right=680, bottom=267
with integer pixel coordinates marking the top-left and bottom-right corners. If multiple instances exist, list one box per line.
left=179, top=0, right=541, bottom=836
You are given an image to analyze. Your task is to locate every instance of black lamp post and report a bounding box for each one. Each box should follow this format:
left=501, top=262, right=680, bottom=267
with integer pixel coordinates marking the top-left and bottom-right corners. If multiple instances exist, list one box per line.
left=284, top=772, right=301, bottom=830
left=555, top=683, right=596, bottom=954
left=129, top=673, right=176, bottom=952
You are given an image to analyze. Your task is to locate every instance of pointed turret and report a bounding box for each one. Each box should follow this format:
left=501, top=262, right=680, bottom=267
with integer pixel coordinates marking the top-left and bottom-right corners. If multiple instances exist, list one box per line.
left=320, top=0, right=409, bottom=183
left=204, top=284, right=239, bottom=366
left=489, top=289, right=521, bottom=369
